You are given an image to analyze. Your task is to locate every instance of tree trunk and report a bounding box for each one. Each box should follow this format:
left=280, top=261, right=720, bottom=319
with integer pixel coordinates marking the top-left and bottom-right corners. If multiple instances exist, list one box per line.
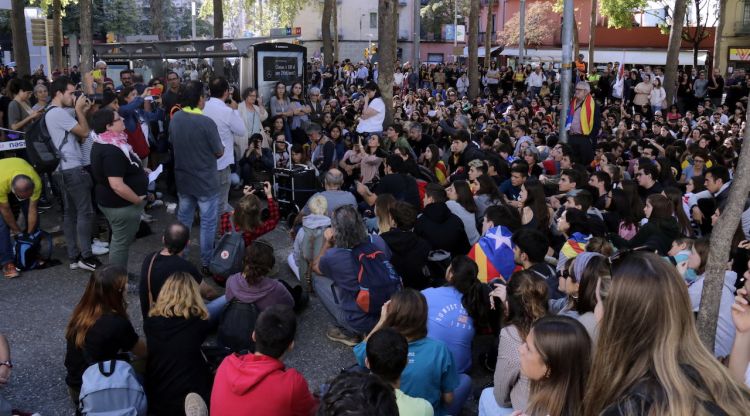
left=151, top=0, right=165, bottom=40
left=664, top=0, right=687, bottom=105
left=377, top=0, right=397, bottom=127
left=322, top=0, right=333, bottom=65
left=79, top=0, right=93, bottom=74
left=52, top=0, right=63, bottom=71
left=697, top=92, right=750, bottom=349
left=713, top=0, right=726, bottom=70
left=573, top=14, right=580, bottom=59
left=10, top=0, right=30, bottom=76
left=588, top=0, right=596, bottom=70
left=484, top=0, right=494, bottom=70
left=468, top=0, right=480, bottom=99
left=333, top=0, right=339, bottom=61
left=213, top=0, right=224, bottom=75
left=692, top=0, right=700, bottom=69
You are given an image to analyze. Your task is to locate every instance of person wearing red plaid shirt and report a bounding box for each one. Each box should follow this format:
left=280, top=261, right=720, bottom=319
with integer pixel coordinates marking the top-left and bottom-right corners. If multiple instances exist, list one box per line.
left=218, top=181, right=280, bottom=249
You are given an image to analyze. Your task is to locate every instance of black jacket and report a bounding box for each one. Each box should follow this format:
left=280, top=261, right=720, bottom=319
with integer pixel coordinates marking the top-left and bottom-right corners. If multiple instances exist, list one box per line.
left=381, top=228, right=431, bottom=290
left=610, top=217, right=682, bottom=255
left=415, top=202, right=471, bottom=257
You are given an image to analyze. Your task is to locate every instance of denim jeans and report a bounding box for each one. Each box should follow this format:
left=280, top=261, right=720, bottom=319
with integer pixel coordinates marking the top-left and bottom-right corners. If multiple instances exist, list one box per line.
left=217, top=166, right=232, bottom=215
left=206, top=294, right=228, bottom=327
left=312, top=274, right=360, bottom=335
left=55, top=167, right=94, bottom=261
left=0, top=195, right=29, bottom=266
left=177, top=192, right=219, bottom=267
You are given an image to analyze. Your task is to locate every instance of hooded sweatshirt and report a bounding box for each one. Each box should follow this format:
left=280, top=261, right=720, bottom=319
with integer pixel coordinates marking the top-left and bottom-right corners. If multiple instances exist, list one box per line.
left=225, top=275, right=294, bottom=311
left=210, top=353, right=318, bottom=416
left=381, top=228, right=431, bottom=289
left=292, top=214, right=332, bottom=262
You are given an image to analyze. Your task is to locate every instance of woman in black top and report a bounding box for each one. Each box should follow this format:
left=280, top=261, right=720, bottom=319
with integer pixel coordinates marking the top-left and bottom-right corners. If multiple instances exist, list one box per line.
left=64, top=264, right=147, bottom=405
left=145, top=271, right=212, bottom=414
left=90, top=108, right=148, bottom=271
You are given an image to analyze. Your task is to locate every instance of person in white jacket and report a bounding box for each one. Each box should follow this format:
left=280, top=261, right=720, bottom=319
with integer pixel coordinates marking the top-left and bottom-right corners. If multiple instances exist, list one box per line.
left=649, top=78, right=667, bottom=114
left=457, top=73, right=469, bottom=97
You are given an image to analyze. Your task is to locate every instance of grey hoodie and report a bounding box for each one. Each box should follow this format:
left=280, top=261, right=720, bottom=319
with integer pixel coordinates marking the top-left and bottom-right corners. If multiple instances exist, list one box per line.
left=292, top=214, right=331, bottom=264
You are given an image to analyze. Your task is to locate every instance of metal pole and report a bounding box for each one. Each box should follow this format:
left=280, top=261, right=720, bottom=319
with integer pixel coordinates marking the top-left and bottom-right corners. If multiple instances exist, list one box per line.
left=191, top=1, right=197, bottom=39
left=518, top=0, right=526, bottom=65
left=413, top=0, right=420, bottom=66
left=454, top=0, right=458, bottom=62
left=559, top=0, right=574, bottom=143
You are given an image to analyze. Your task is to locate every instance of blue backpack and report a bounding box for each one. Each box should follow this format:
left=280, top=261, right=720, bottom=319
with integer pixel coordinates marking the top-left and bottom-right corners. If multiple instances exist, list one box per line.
left=351, top=238, right=402, bottom=314
left=14, top=230, right=52, bottom=271
left=79, top=360, right=147, bottom=416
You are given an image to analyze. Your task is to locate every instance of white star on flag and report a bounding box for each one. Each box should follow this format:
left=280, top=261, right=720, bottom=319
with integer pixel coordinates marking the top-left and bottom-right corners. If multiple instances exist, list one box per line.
left=486, top=227, right=512, bottom=251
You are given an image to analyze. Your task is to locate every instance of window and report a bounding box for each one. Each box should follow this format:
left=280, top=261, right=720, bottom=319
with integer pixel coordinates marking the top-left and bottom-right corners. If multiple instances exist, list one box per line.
left=370, top=12, right=377, bottom=29
left=744, top=0, right=750, bottom=23
left=427, top=53, right=445, bottom=63
left=492, top=14, right=497, bottom=32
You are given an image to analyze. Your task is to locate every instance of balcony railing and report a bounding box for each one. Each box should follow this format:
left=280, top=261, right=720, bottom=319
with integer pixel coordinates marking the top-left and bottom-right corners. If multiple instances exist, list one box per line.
left=735, top=21, right=750, bottom=35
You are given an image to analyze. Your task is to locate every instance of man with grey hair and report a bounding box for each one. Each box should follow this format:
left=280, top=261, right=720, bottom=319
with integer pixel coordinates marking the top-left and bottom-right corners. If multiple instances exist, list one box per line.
left=308, top=123, right=336, bottom=173
left=565, top=80, right=600, bottom=166
left=407, top=121, right=433, bottom=155
left=312, top=205, right=393, bottom=345
left=0, top=158, right=42, bottom=278
left=302, top=168, right=356, bottom=217
left=307, top=87, right=324, bottom=124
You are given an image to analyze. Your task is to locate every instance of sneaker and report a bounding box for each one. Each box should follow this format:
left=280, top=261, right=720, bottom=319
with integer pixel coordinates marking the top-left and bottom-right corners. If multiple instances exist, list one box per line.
left=93, top=239, right=110, bottom=248
left=3, top=263, right=19, bottom=279
left=150, top=199, right=165, bottom=208
left=326, top=327, right=362, bottom=347
left=141, top=213, right=155, bottom=223
left=184, top=392, right=208, bottom=416
left=92, top=245, right=109, bottom=256
left=78, top=256, right=102, bottom=271
left=70, top=257, right=80, bottom=270
left=37, top=198, right=53, bottom=210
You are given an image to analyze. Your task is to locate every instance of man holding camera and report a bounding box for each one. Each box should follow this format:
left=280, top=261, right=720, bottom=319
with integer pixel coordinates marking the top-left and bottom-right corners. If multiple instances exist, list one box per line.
left=46, top=77, right=102, bottom=272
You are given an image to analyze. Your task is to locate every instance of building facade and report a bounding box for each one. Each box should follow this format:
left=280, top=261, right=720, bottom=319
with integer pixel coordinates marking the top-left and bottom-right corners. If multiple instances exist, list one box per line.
left=292, top=0, right=417, bottom=63
left=714, top=0, right=750, bottom=73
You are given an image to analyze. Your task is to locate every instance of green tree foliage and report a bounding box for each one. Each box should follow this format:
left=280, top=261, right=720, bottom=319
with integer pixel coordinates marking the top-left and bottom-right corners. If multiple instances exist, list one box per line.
left=200, top=0, right=308, bottom=37
left=553, top=0, right=645, bottom=28
left=420, top=0, right=469, bottom=38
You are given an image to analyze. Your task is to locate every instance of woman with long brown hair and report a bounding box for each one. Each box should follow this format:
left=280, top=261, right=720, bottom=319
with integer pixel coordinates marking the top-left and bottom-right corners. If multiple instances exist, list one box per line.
left=584, top=251, right=750, bottom=416
left=479, top=270, right=549, bottom=415
left=64, top=264, right=147, bottom=405
left=518, top=316, right=591, bottom=416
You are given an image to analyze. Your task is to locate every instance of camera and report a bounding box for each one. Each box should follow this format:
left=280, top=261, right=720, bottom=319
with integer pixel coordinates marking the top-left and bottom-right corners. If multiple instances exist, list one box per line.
left=250, top=182, right=265, bottom=192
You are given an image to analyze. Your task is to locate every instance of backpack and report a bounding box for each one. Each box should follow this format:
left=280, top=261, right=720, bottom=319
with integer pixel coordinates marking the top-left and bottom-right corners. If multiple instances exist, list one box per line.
left=78, top=360, right=147, bottom=416
left=25, top=107, right=68, bottom=174
left=14, top=230, right=52, bottom=271
left=217, top=301, right=259, bottom=353
left=351, top=238, right=402, bottom=314
left=209, top=217, right=245, bottom=278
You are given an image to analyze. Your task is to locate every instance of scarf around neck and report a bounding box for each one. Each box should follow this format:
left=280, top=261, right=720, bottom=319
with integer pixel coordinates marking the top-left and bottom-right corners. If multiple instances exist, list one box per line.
left=94, top=130, right=140, bottom=167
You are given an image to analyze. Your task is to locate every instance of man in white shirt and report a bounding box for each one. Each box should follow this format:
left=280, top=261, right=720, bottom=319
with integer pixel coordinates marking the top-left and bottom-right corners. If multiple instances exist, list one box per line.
left=356, top=62, right=369, bottom=86
left=526, top=66, right=546, bottom=97
left=203, top=77, right=246, bottom=214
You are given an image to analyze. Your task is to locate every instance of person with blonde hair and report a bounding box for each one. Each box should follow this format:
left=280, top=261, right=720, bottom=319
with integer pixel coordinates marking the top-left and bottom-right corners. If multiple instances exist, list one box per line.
left=144, top=272, right=212, bottom=415
left=290, top=194, right=330, bottom=285
left=584, top=251, right=750, bottom=416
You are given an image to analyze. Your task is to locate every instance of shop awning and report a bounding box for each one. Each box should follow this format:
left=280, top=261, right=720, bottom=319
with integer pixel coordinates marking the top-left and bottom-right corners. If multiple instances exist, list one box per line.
left=461, top=46, right=503, bottom=58
left=499, top=48, right=708, bottom=66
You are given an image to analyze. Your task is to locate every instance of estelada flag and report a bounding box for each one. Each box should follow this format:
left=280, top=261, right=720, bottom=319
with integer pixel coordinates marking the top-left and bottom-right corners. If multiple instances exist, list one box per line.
left=469, top=225, right=516, bottom=283
left=560, top=232, right=590, bottom=260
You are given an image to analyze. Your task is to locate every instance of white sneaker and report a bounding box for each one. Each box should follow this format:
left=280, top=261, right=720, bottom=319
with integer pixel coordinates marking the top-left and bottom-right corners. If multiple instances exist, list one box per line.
left=93, top=239, right=109, bottom=248
left=141, top=213, right=155, bottom=223
left=92, top=245, right=109, bottom=255
left=155, top=191, right=163, bottom=199
left=150, top=199, right=165, bottom=208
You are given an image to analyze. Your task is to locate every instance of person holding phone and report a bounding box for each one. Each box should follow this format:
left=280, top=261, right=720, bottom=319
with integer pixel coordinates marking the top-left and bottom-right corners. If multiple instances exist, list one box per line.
left=355, top=81, right=385, bottom=136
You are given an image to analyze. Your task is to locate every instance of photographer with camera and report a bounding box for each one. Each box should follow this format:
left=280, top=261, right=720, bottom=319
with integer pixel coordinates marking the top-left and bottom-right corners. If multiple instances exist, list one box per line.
left=238, top=133, right=274, bottom=186
left=46, top=77, right=103, bottom=272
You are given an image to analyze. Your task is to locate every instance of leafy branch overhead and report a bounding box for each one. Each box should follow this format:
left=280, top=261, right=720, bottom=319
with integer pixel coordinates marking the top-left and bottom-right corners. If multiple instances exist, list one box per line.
left=499, top=1, right=557, bottom=48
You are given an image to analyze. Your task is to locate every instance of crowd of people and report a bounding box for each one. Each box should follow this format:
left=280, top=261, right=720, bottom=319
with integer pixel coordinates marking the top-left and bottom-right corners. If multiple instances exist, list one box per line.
left=0, top=55, right=750, bottom=416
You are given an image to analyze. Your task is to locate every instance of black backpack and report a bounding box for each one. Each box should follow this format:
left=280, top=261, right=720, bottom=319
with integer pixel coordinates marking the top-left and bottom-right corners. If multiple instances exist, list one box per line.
left=25, top=107, right=68, bottom=174
left=217, top=301, right=259, bottom=353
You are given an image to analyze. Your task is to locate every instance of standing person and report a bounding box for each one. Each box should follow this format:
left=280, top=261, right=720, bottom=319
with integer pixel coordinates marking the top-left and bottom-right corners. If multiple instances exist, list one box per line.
left=237, top=87, right=268, bottom=158
left=565, top=82, right=600, bottom=167
left=203, top=77, right=246, bottom=215
left=517, top=316, right=591, bottom=416
left=169, top=80, right=224, bottom=275
left=649, top=78, right=667, bottom=114
left=708, top=68, right=725, bottom=108
left=46, top=76, right=102, bottom=271
left=355, top=81, right=386, bottom=136
left=0, top=158, right=41, bottom=278
left=584, top=252, right=750, bottom=415
left=693, top=70, right=709, bottom=104
left=7, top=79, right=42, bottom=133
left=89, top=109, right=148, bottom=271
left=269, top=82, right=293, bottom=139
left=64, top=265, right=147, bottom=406
left=145, top=272, right=212, bottom=414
